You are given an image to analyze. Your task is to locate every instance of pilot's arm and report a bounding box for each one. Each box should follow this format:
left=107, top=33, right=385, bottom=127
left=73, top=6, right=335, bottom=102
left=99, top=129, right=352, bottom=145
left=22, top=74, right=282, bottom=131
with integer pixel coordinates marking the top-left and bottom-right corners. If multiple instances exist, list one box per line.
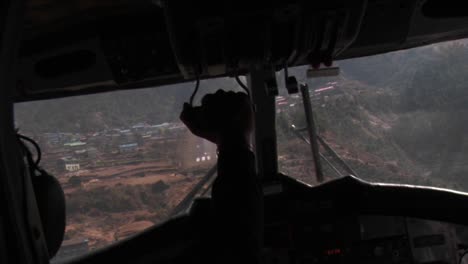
left=180, top=90, right=263, bottom=263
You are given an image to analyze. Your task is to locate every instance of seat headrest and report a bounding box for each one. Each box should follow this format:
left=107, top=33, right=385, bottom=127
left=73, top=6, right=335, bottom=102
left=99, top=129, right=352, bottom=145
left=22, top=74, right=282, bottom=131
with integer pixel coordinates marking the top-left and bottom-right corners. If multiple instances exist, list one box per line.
left=33, top=171, right=66, bottom=258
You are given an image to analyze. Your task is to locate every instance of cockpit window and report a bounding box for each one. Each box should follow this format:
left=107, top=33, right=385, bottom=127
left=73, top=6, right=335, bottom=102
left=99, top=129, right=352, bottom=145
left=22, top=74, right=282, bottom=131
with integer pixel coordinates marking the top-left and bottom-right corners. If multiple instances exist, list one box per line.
left=14, top=78, right=241, bottom=261
left=277, top=39, right=468, bottom=190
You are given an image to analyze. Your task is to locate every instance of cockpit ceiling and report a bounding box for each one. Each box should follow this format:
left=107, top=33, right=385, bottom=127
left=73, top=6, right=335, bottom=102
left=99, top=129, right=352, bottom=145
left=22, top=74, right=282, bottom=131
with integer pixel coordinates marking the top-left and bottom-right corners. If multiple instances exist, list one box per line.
left=24, top=0, right=156, bottom=37
left=16, top=0, right=468, bottom=101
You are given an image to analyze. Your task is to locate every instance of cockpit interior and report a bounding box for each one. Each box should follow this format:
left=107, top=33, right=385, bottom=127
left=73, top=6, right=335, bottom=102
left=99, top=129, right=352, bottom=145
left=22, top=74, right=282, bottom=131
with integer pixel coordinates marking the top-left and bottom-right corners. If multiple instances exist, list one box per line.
left=2, top=0, right=468, bottom=263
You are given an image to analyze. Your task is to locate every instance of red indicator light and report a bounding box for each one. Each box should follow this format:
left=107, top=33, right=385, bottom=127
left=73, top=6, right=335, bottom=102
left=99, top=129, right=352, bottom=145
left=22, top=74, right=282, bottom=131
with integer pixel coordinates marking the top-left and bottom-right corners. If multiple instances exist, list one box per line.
left=325, top=248, right=342, bottom=256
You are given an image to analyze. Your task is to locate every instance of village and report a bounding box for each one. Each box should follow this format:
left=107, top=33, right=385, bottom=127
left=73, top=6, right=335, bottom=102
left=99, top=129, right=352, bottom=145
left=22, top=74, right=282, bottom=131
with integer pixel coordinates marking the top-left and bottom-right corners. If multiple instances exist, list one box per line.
left=35, top=121, right=216, bottom=182
left=32, top=79, right=339, bottom=184
left=31, top=121, right=218, bottom=262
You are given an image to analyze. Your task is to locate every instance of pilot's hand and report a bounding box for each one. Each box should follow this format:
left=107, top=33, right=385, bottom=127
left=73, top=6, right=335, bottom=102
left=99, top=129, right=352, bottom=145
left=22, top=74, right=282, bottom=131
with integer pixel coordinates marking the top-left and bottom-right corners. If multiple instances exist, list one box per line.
left=180, top=90, right=253, bottom=147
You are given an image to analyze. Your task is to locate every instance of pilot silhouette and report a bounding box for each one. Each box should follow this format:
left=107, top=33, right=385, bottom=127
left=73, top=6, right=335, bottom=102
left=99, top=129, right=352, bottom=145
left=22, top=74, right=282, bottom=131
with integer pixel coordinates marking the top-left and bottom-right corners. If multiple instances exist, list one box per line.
left=180, top=90, right=263, bottom=263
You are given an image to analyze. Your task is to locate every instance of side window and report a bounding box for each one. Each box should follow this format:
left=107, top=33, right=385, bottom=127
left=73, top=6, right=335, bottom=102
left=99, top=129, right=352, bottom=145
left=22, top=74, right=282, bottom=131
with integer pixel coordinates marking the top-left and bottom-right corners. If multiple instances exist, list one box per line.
left=15, top=78, right=241, bottom=262
left=277, top=40, right=468, bottom=192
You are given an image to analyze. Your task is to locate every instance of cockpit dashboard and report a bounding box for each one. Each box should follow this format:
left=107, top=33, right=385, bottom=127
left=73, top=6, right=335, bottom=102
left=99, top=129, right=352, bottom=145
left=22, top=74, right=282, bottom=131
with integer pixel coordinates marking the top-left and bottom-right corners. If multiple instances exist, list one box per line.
left=261, top=176, right=468, bottom=264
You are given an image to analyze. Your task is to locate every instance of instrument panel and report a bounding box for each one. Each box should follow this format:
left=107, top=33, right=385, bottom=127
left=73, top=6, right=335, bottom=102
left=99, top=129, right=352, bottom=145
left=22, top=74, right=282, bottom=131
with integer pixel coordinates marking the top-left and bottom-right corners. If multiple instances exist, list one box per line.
left=264, top=214, right=466, bottom=264
left=260, top=176, right=468, bottom=264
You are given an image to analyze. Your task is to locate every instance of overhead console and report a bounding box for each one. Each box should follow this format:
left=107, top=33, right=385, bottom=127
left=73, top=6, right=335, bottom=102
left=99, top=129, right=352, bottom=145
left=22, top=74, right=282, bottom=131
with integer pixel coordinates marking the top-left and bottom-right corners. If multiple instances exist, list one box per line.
left=17, top=9, right=182, bottom=101
left=16, top=0, right=367, bottom=100
left=15, top=0, right=468, bottom=101
left=163, top=0, right=367, bottom=79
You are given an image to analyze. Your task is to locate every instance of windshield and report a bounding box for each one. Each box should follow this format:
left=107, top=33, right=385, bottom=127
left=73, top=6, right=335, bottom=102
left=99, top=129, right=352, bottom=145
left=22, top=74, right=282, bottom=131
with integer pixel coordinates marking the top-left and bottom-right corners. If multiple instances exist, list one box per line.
left=277, top=39, right=468, bottom=191
left=14, top=77, right=241, bottom=262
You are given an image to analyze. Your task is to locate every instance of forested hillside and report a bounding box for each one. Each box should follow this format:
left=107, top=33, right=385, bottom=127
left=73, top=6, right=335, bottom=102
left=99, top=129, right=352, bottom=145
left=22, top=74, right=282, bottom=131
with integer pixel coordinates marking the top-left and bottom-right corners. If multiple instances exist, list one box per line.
left=15, top=77, right=241, bottom=132
left=276, top=40, right=468, bottom=190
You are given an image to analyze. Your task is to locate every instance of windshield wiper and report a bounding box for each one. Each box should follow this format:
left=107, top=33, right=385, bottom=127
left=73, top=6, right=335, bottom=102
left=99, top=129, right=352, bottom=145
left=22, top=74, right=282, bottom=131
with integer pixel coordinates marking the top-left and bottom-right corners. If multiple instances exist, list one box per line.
left=170, top=164, right=217, bottom=217
left=291, top=125, right=359, bottom=178
left=292, top=82, right=359, bottom=181
left=299, top=83, right=325, bottom=182
left=291, top=126, right=342, bottom=178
